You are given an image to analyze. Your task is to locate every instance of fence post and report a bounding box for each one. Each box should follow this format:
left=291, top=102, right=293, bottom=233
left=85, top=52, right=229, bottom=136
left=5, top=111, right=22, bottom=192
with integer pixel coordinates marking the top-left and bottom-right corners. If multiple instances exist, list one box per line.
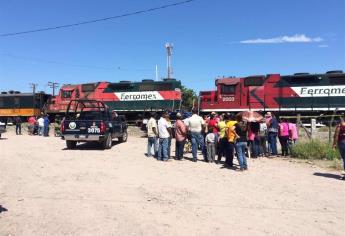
left=311, top=118, right=316, bottom=139
left=328, top=108, right=338, bottom=144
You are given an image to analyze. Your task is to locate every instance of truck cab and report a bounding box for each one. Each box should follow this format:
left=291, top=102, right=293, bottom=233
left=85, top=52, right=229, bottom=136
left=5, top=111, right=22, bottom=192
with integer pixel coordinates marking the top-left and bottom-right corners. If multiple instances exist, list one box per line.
left=61, top=100, right=128, bottom=149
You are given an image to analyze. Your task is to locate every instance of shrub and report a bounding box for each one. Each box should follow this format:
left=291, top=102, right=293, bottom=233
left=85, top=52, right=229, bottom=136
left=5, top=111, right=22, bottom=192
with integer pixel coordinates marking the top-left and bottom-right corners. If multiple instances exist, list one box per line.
left=290, top=139, right=341, bottom=160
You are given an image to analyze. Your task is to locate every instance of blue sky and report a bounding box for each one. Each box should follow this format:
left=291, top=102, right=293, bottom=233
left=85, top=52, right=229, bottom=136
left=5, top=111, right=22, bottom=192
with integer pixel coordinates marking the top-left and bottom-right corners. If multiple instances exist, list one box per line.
left=0, top=0, right=344, bottom=93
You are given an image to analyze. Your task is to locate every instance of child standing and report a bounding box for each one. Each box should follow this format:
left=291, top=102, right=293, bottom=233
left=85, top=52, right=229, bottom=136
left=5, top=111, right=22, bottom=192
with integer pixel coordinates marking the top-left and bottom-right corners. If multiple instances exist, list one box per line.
left=205, top=127, right=216, bottom=163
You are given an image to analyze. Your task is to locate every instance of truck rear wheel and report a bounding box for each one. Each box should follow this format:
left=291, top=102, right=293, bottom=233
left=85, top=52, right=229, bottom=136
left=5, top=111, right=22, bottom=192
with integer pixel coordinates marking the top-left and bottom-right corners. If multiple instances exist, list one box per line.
left=118, top=130, right=128, bottom=143
left=66, top=140, right=77, bottom=149
left=102, top=135, right=112, bottom=149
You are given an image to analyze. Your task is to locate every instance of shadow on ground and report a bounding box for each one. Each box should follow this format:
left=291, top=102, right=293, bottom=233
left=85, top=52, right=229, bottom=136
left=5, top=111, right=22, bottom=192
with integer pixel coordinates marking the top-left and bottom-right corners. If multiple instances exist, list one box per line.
left=313, top=172, right=343, bottom=180
left=0, top=205, right=8, bottom=213
left=62, top=141, right=120, bottom=151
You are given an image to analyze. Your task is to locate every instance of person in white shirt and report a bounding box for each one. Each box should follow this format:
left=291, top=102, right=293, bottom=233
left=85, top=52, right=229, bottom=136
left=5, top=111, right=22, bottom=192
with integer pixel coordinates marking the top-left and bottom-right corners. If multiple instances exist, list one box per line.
left=146, top=113, right=158, bottom=157
left=157, top=112, right=172, bottom=161
left=187, top=109, right=206, bottom=162
left=37, top=116, right=45, bottom=136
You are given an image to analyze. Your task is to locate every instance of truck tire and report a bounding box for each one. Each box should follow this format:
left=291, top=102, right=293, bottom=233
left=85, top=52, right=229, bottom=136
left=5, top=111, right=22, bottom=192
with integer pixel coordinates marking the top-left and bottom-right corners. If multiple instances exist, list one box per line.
left=102, top=134, right=112, bottom=149
left=66, top=140, right=77, bottom=149
left=118, top=130, right=128, bottom=143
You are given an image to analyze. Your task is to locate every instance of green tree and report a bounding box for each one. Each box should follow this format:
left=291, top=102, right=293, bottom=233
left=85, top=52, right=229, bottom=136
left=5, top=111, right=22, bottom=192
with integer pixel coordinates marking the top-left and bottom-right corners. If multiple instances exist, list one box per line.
left=181, top=85, right=197, bottom=110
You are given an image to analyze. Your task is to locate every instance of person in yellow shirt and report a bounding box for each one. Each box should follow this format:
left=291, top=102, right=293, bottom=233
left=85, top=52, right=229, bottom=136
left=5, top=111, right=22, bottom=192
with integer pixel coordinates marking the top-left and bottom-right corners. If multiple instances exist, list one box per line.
left=217, top=114, right=227, bottom=163
left=225, top=114, right=237, bottom=168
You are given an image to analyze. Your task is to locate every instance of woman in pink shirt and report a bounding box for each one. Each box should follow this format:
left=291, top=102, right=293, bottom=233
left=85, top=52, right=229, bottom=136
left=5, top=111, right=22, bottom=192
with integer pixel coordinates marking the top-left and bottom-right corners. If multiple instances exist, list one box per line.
left=288, top=123, right=298, bottom=143
left=175, top=113, right=187, bottom=160
left=278, top=118, right=290, bottom=156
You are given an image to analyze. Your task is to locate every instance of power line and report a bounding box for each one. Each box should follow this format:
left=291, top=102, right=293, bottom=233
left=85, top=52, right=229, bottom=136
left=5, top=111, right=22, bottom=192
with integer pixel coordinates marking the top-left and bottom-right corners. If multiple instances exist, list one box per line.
left=0, top=0, right=196, bottom=37
left=0, top=53, right=153, bottom=72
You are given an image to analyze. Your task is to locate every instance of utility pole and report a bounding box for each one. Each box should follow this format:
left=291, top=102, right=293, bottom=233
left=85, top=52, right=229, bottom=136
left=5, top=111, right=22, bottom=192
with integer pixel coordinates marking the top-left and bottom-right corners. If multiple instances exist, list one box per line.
left=48, top=81, right=59, bottom=96
left=29, top=83, right=38, bottom=94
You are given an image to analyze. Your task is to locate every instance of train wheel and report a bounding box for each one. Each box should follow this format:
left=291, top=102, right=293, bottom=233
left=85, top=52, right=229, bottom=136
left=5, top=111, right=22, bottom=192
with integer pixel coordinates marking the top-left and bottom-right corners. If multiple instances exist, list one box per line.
left=66, top=140, right=77, bottom=149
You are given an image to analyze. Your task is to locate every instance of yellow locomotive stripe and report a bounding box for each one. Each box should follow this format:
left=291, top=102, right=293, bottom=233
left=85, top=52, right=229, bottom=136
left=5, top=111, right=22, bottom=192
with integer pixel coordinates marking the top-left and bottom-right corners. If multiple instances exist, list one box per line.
left=0, top=108, right=41, bottom=117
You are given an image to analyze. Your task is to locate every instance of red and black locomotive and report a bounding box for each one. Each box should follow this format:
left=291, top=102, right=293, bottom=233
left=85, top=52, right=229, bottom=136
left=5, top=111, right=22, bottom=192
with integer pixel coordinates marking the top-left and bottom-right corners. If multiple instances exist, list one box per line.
left=199, top=70, right=345, bottom=114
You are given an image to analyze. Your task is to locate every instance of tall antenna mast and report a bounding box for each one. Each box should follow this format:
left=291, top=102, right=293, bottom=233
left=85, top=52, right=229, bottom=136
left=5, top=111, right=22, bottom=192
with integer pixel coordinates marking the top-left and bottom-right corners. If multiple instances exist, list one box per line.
left=165, top=42, right=173, bottom=79
left=29, top=83, right=38, bottom=94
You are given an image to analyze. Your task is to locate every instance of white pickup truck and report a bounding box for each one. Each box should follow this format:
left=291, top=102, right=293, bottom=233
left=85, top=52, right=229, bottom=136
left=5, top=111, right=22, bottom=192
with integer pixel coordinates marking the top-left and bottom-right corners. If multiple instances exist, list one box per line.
left=0, top=122, right=6, bottom=138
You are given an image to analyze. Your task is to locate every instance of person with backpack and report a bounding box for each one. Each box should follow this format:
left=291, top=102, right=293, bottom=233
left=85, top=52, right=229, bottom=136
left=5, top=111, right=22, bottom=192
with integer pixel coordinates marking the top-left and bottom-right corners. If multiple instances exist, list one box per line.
left=234, top=114, right=248, bottom=171
left=333, top=115, right=345, bottom=180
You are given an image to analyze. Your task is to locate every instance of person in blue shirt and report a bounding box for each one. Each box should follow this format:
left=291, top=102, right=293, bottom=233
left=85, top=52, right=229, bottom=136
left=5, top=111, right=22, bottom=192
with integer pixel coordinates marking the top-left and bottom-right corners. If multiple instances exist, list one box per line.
left=43, top=115, right=50, bottom=137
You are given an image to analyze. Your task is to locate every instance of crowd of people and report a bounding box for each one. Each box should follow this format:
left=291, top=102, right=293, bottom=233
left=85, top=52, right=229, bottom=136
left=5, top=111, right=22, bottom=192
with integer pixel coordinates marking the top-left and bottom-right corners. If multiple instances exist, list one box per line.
left=20, top=115, right=51, bottom=136
left=144, top=110, right=300, bottom=171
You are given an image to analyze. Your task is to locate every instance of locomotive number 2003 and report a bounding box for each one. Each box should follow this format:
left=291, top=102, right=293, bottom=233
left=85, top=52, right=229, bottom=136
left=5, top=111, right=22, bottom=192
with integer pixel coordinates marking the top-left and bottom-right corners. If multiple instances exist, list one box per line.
left=222, top=97, right=235, bottom=102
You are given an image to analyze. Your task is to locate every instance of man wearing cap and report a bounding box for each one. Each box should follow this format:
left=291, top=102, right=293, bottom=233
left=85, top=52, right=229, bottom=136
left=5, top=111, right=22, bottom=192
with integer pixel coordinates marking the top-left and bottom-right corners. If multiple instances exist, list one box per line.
left=174, top=112, right=187, bottom=160
left=187, top=109, right=207, bottom=162
left=146, top=112, right=158, bottom=158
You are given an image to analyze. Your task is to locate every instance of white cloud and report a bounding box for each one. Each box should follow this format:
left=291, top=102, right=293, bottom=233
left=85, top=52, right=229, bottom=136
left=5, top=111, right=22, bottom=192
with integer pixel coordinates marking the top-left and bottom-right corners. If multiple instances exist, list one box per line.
left=318, top=44, right=329, bottom=48
left=240, top=34, right=323, bottom=44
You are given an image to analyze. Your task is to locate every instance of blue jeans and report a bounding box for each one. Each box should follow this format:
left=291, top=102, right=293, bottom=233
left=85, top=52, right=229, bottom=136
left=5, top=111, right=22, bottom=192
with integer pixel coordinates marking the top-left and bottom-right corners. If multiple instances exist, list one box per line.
left=38, top=126, right=44, bottom=136
left=168, top=137, right=172, bottom=158
left=147, top=137, right=157, bottom=157
left=268, top=132, right=278, bottom=155
left=44, top=125, right=49, bottom=136
left=250, top=139, right=260, bottom=157
left=235, top=142, right=248, bottom=169
left=158, top=138, right=169, bottom=161
left=338, top=140, right=345, bottom=171
left=190, top=132, right=206, bottom=161
left=175, top=140, right=185, bottom=160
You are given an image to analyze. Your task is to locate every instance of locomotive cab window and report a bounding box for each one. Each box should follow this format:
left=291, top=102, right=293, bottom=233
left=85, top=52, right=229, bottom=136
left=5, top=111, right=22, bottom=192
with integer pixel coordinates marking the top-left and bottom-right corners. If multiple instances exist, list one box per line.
left=61, top=90, right=73, bottom=98
left=81, top=83, right=96, bottom=92
left=244, top=77, right=264, bottom=86
left=221, top=85, right=236, bottom=95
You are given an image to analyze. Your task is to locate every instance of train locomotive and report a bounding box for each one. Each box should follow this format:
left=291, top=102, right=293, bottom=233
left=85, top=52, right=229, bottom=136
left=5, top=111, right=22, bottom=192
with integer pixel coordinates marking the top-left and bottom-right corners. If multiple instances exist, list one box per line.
left=45, top=79, right=182, bottom=117
left=199, top=70, right=345, bottom=114
left=0, top=91, right=50, bottom=121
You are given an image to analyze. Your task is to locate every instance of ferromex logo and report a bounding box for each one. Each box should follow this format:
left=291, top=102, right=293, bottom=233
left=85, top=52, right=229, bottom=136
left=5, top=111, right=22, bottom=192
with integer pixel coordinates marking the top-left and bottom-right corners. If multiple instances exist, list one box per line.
left=291, top=86, right=345, bottom=97
left=115, top=91, right=164, bottom=101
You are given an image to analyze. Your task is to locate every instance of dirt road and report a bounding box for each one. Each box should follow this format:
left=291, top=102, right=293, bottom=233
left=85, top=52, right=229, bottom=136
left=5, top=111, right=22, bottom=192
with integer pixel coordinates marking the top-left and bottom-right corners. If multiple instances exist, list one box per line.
left=0, top=132, right=344, bottom=236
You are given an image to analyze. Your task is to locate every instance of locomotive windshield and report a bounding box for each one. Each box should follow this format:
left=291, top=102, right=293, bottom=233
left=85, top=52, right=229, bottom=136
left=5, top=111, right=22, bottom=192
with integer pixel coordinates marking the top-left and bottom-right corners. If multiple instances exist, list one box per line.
left=221, top=85, right=236, bottom=95
left=244, top=76, right=264, bottom=86
left=61, top=90, right=73, bottom=98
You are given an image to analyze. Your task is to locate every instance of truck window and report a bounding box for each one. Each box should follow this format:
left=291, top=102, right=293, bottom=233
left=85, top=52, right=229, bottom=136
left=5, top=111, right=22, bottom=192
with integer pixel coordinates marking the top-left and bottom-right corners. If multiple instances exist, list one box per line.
left=221, top=85, right=236, bottom=95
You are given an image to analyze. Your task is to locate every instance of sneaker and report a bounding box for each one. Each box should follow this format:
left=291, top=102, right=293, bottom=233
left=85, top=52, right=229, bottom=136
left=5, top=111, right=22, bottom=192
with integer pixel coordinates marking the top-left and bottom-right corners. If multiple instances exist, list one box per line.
left=244, top=167, right=248, bottom=170
left=340, top=175, right=345, bottom=180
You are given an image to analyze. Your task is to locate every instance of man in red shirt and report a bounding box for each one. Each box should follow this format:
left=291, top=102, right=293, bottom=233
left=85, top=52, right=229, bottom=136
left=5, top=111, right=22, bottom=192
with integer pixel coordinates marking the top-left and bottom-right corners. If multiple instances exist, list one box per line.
left=28, top=116, right=36, bottom=135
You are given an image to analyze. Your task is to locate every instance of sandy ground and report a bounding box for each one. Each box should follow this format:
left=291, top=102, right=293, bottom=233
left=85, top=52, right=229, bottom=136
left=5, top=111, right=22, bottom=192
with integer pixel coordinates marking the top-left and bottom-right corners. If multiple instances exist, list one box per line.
left=0, top=130, right=344, bottom=236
